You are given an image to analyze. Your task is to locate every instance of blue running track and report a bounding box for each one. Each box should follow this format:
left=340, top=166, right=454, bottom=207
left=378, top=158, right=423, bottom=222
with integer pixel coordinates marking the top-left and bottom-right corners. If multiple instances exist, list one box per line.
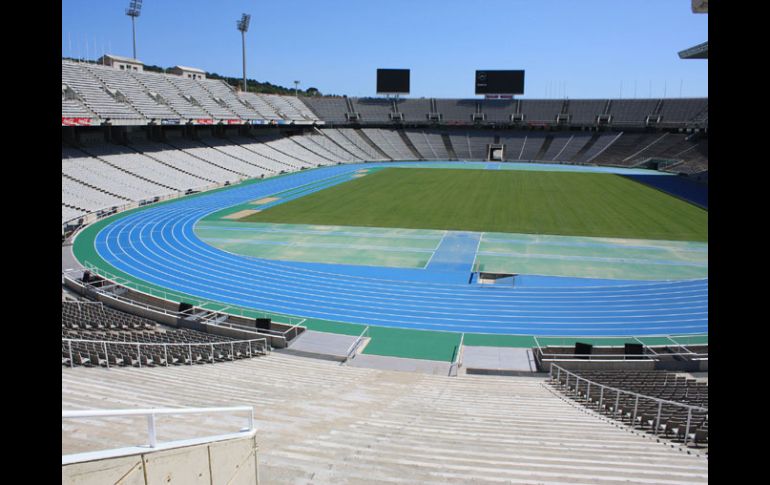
left=84, top=162, right=708, bottom=336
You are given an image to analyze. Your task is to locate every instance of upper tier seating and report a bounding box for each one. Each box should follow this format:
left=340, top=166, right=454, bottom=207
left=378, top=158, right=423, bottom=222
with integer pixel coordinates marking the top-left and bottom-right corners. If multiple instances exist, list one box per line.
left=62, top=62, right=707, bottom=128
left=62, top=61, right=143, bottom=121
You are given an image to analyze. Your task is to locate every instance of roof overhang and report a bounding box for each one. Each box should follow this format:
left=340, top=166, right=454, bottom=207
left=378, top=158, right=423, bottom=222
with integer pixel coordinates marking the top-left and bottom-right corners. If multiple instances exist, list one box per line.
left=678, top=41, right=708, bottom=59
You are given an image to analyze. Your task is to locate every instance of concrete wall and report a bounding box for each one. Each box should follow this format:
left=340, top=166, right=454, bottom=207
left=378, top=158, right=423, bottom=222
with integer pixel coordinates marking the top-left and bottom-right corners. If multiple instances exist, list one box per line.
left=62, top=434, right=258, bottom=485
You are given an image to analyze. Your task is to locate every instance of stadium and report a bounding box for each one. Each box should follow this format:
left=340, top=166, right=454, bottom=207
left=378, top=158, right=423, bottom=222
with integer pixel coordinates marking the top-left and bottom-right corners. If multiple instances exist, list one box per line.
left=62, top=1, right=708, bottom=483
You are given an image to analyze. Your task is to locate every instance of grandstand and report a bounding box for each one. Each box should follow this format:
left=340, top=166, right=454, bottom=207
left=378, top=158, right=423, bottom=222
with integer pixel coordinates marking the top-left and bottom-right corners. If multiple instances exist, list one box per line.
left=61, top=3, right=707, bottom=483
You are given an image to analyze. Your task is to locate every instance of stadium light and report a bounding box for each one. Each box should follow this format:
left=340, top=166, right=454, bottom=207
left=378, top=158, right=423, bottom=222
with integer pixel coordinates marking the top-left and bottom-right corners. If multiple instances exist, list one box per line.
left=294, top=80, right=300, bottom=97
left=125, top=0, right=142, bottom=60
left=237, top=14, right=251, bottom=92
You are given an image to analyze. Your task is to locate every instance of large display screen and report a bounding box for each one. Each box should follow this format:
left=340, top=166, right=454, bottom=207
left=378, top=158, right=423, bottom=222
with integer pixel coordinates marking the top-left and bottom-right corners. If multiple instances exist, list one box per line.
left=475, top=70, right=525, bottom=95
left=377, top=69, right=410, bottom=94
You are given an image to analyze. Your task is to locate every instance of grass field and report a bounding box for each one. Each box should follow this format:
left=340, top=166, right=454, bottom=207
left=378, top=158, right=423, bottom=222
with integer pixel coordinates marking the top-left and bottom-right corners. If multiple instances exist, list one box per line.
left=240, top=168, right=708, bottom=241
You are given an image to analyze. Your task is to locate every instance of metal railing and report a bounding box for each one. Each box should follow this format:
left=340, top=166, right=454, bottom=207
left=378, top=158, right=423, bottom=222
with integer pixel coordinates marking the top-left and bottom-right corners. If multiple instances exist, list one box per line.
left=344, top=325, right=370, bottom=362
left=213, top=320, right=307, bottom=346
left=69, top=263, right=307, bottom=328
left=534, top=335, right=708, bottom=363
left=62, top=337, right=269, bottom=368
left=549, top=364, right=708, bottom=446
left=62, top=406, right=254, bottom=464
left=61, top=181, right=226, bottom=238
left=448, top=333, right=465, bottom=377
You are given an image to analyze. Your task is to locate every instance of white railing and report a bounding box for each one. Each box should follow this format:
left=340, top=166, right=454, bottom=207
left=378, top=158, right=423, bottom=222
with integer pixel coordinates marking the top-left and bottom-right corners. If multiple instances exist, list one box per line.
left=61, top=176, right=228, bottom=237
left=71, top=263, right=306, bottom=328
left=62, top=337, right=269, bottom=368
left=549, top=364, right=708, bottom=446
left=534, top=335, right=708, bottom=362
left=62, top=406, right=254, bottom=465
left=344, top=325, right=370, bottom=362
left=448, top=333, right=465, bottom=377
left=63, top=272, right=186, bottom=321
left=213, top=320, right=307, bottom=346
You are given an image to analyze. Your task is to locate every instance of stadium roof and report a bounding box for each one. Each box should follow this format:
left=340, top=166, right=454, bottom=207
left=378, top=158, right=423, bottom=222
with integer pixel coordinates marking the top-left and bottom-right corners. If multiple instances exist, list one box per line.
left=678, top=41, right=708, bottom=59
left=99, top=54, right=143, bottom=64
left=172, top=65, right=206, bottom=74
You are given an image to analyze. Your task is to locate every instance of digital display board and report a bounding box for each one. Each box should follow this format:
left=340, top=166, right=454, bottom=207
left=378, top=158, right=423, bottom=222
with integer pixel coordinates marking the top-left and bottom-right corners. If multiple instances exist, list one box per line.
left=475, top=70, right=525, bottom=95
left=377, top=69, right=410, bottom=94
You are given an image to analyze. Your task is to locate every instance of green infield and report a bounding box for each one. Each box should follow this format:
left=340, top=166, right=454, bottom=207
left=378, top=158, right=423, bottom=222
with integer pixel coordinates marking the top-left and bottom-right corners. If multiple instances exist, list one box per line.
left=239, top=168, right=707, bottom=241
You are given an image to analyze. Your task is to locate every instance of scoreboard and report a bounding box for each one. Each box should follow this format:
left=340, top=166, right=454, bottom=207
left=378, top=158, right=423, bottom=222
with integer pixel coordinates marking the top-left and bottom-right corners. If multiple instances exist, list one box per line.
left=475, top=70, right=525, bottom=95
left=377, top=69, right=410, bottom=94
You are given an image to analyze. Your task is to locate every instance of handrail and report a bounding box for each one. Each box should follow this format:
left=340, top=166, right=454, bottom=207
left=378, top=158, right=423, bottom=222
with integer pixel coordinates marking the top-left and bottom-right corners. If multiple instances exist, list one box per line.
left=61, top=181, right=225, bottom=237
left=68, top=264, right=304, bottom=327
left=549, top=364, right=707, bottom=446
left=63, top=337, right=268, bottom=348
left=63, top=273, right=185, bottom=319
left=62, top=405, right=254, bottom=465
left=214, top=321, right=302, bottom=344
left=550, top=364, right=708, bottom=412
left=62, top=337, right=269, bottom=368
left=448, top=333, right=464, bottom=377
left=539, top=351, right=707, bottom=361
left=344, top=325, right=370, bottom=362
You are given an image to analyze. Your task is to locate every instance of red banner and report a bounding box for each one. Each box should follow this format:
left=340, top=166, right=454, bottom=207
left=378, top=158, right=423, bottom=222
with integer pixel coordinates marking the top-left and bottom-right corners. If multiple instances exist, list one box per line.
left=195, top=119, right=214, bottom=125
left=61, top=117, right=92, bottom=126
left=226, top=119, right=242, bottom=125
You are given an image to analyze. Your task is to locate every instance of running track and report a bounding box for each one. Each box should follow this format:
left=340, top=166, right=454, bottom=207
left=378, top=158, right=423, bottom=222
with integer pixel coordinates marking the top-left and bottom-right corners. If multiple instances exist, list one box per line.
left=81, top=162, right=708, bottom=336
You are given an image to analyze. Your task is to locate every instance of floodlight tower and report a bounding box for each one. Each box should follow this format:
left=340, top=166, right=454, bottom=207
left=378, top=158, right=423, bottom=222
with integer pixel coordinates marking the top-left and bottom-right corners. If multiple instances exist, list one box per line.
left=125, top=0, right=142, bottom=59
left=237, top=14, right=251, bottom=92
left=294, top=80, right=300, bottom=97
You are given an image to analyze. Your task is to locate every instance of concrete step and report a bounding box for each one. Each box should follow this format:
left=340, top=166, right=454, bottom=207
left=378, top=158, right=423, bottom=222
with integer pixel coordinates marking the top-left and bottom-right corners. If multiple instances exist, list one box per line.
left=62, top=353, right=707, bottom=484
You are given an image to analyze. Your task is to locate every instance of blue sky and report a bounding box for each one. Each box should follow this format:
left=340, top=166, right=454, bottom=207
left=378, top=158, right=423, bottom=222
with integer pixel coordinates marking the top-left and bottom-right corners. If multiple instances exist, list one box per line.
left=62, top=1, right=708, bottom=99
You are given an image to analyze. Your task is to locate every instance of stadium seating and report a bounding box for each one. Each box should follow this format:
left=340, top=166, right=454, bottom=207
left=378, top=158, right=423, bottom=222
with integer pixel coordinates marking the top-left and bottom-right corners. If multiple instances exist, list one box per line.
left=62, top=126, right=708, bottom=220
left=61, top=87, right=95, bottom=119
left=301, top=97, right=349, bottom=123
left=82, top=143, right=212, bottom=192
left=568, top=99, right=607, bottom=125
left=62, top=353, right=709, bottom=483
left=520, top=100, right=564, bottom=123
left=198, top=137, right=283, bottom=174
left=479, top=99, right=517, bottom=122
left=62, top=61, right=708, bottom=130
left=264, top=137, right=336, bottom=167
left=62, top=60, right=709, bottom=220
left=320, top=128, right=386, bottom=160
left=395, top=99, right=431, bottom=123
left=200, top=78, right=270, bottom=119
left=434, top=99, right=477, bottom=123
left=128, top=140, right=242, bottom=184
left=292, top=133, right=362, bottom=163
left=404, top=130, right=450, bottom=159
left=572, top=132, right=623, bottom=163
left=226, top=135, right=311, bottom=171
left=62, top=61, right=144, bottom=121
left=609, top=99, right=660, bottom=125
left=335, top=128, right=389, bottom=160
left=165, top=137, right=272, bottom=178
left=62, top=301, right=266, bottom=367
left=85, top=64, right=180, bottom=120
left=276, top=95, right=321, bottom=122
left=551, top=368, right=708, bottom=449
left=658, top=98, right=708, bottom=127
left=129, top=70, right=211, bottom=119
left=351, top=98, right=394, bottom=123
